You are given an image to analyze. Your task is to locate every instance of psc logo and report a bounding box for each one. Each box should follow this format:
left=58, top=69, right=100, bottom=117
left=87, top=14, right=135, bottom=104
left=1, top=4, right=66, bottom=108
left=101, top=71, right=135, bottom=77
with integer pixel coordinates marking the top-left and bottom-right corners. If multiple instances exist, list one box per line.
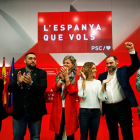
left=91, top=46, right=111, bottom=51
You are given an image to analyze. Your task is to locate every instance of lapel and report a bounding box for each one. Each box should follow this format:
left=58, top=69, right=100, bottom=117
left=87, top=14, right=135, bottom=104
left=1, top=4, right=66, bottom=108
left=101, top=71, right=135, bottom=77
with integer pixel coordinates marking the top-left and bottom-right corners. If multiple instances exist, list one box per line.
left=21, top=68, right=26, bottom=75
left=116, top=68, right=120, bottom=82
left=20, top=68, right=27, bottom=88
left=103, top=71, right=108, bottom=80
left=31, top=68, right=38, bottom=81
left=103, top=72, right=108, bottom=90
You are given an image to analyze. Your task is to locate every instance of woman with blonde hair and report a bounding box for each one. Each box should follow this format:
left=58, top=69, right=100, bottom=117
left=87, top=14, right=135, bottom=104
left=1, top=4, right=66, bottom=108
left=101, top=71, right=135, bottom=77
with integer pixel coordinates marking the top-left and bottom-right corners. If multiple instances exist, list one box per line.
left=78, top=62, right=112, bottom=140
left=50, top=55, right=79, bottom=140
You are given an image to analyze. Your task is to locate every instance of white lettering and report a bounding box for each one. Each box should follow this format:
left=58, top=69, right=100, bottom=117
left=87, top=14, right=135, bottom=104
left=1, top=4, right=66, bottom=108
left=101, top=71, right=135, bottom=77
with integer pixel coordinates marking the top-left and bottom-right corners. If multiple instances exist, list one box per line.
left=96, top=24, right=101, bottom=30
left=91, top=46, right=99, bottom=51
left=83, top=34, right=88, bottom=40
left=44, top=35, right=48, bottom=41
left=91, top=46, right=97, bottom=50
left=103, top=46, right=106, bottom=50
left=44, top=25, right=48, bottom=31
left=68, top=24, right=72, bottom=31
left=69, top=34, right=74, bottom=40
left=76, top=34, right=81, bottom=40
left=51, top=34, right=56, bottom=41
left=58, top=34, right=63, bottom=41
left=74, top=24, right=79, bottom=31
left=60, top=25, right=65, bottom=31
left=99, top=46, right=102, bottom=50
left=82, top=24, right=87, bottom=31
left=89, top=24, right=94, bottom=30
left=90, top=34, right=95, bottom=40
left=54, top=25, right=58, bottom=31
left=95, top=46, right=99, bottom=50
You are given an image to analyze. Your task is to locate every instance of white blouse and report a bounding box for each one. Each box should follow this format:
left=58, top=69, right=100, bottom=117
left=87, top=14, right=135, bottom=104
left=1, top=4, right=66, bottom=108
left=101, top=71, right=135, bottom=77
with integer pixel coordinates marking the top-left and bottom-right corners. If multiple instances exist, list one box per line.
left=78, top=79, right=107, bottom=109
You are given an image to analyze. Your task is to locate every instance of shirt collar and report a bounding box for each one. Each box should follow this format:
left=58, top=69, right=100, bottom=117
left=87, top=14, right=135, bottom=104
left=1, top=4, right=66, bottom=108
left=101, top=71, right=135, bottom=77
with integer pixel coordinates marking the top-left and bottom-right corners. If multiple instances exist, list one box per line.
left=25, top=68, right=34, bottom=74
left=108, top=68, right=118, bottom=76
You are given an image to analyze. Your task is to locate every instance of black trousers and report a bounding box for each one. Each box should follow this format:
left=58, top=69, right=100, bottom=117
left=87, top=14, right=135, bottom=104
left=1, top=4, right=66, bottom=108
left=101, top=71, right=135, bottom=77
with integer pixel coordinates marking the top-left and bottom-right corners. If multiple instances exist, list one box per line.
left=55, top=108, right=74, bottom=140
left=105, top=99, right=133, bottom=140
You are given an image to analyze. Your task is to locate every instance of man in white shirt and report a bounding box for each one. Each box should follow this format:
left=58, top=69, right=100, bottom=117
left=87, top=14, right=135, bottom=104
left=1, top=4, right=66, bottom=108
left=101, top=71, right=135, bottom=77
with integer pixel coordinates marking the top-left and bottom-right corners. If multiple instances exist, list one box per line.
left=98, top=42, right=139, bottom=140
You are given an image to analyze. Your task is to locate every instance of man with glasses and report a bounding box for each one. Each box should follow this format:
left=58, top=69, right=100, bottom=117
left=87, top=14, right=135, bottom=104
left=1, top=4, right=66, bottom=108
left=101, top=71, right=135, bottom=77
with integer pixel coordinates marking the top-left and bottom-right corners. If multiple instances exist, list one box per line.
left=8, top=52, right=47, bottom=140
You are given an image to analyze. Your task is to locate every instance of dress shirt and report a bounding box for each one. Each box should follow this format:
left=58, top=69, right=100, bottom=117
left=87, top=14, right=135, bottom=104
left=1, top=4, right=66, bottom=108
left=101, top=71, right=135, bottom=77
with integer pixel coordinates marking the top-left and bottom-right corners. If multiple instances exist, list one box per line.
left=105, top=50, right=135, bottom=103
left=106, top=70, right=126, bottom=103
left=78, top=79, right=107, bottom=108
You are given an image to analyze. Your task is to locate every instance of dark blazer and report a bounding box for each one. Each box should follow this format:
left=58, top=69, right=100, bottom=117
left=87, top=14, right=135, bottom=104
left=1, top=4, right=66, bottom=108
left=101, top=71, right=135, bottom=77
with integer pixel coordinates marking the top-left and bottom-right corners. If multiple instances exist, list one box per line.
left=0, top=79, right=8, bottom=131
left=98, top=52, right=140, bottom=115
left=8, top=68, right=47, bottom=121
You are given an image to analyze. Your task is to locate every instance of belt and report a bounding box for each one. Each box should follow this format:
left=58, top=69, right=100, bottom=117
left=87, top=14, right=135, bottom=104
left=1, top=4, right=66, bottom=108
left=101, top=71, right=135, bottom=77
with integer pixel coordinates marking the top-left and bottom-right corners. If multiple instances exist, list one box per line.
left=105, top=97, right=126, bottom=104
left=81, top=108, right=100, bottom=112
left=105, top=98, right=127, bottom=105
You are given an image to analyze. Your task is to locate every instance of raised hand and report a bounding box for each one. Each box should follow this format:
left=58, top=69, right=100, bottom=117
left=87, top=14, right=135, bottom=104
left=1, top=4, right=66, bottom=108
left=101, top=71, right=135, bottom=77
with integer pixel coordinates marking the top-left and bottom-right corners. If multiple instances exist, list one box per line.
left=17, top=71, right=25, bottom=84
left=80, top=71, right=86, bottom=80
left=125, top=42, right=134, bottom=52
left=101, top=77, right=113, bottom=93
left=103, top=76, right=113, bottom=84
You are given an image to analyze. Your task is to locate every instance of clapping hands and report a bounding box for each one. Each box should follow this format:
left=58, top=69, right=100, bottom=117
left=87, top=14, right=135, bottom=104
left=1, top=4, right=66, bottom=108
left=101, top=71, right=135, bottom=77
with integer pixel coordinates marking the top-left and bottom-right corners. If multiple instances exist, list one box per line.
left=60, top=66, right=69, bottom=79
left=17, top=71, right=32, bottom=85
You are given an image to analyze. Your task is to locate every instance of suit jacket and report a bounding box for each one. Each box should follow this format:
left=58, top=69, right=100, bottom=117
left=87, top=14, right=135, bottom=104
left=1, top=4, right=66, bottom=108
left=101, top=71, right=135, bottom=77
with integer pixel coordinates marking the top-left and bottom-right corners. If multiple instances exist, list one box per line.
left=0, top=79, right=8, bottom=131
left=98, top=52, right=140, bottom=115
left=8, top=68, right=47, bottom=121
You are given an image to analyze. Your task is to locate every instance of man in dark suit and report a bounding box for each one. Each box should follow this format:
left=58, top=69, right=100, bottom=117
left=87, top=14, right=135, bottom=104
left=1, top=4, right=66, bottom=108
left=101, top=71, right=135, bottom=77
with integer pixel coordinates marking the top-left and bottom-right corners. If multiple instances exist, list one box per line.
left=8, top=52, right=47, bottom=140
left=98, top=42, right=139, bottom=140
left=0, top=79, right=8, bottom=131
